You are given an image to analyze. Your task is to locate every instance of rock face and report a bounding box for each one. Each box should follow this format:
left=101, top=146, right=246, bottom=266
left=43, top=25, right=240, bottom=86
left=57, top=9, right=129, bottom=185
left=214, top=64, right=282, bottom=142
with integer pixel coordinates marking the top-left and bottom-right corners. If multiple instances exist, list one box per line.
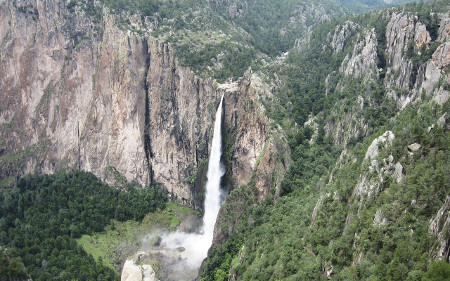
left=0, top=0, right=152, bottom=188
left=330, top=21, right=357, bottom=53
left=353, top=131, right=399, bottom=199
left=340, top=28, right=378, bottom=79
left=429, top=196, right=450, bottom=262
left=0, top=0, right=287, bottom=208
left=385, top=12, right=450, bottom=108
left=320, top=12, right=450, bottom=148
left=364, top=131, right=395, bottom=161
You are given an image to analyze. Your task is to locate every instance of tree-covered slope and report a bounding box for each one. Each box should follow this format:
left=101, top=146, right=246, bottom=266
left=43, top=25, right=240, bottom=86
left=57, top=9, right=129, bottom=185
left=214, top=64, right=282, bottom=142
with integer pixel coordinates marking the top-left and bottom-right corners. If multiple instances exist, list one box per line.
left=0, top=170, right=167, bottom=280
left=93, top=0, right=406, bottom=82
left=201, top=1, right=450, bottom=280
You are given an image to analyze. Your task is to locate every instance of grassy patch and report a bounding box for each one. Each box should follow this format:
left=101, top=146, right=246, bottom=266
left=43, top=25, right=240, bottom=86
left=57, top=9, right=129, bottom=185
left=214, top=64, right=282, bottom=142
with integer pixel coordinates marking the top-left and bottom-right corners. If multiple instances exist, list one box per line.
left=76, top=201, right=200, bottom=272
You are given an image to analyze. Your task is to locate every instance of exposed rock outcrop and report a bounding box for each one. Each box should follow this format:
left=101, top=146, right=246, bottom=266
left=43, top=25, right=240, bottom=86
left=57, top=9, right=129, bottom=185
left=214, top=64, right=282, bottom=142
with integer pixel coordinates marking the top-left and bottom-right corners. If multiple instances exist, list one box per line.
left=364, top=131, right=395, bottom=161
left=320, top=11, right=450, bottom=149
left=373, top=209, right=388, bottom=226
left=429, top=196, right=450, bottom=262
left=432, top=42, right=450, bottom=72
left=385, top=13, right=416, bottom=91
left=122, top=260, right=144, bottom=281
left=340, top=28, right=378, bottom=79
left=121, top=259, right=159, bottom=281
left=385, top=12, right=450, bottom=108
left=353, top=131, right=401, bottom=200
left=407, top=143, right=422, bottom=152
left=330, top=21, right=357, bottom=53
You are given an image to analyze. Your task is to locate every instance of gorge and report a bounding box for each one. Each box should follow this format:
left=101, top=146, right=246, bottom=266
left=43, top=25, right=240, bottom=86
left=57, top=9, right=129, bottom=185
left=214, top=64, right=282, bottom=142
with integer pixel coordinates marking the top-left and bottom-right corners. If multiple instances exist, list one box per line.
left=0, top=0, right=449, bottom=280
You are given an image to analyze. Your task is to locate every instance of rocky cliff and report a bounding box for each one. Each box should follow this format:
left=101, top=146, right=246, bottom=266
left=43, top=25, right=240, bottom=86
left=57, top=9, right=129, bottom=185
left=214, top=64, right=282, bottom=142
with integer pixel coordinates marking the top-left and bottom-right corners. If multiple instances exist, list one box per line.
left=315, top=8, right=450, bottom=264
left=306, top=6, right=450, bottom=272
left=321, top=10, right=450, bottom=147
left=0, top=0, right=287, bottom=208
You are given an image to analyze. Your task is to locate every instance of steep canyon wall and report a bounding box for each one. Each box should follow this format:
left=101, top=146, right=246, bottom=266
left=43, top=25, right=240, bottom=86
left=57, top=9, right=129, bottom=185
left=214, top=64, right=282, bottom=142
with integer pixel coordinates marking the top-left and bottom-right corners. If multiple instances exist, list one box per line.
left=0, top=0, right=287, bottom=208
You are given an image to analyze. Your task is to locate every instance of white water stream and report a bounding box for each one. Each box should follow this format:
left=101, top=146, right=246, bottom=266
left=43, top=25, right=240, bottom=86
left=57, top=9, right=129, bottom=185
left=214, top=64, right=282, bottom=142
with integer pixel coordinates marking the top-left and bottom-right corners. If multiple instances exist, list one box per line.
left=122, top=96, right=226, bottom=280
left=201, top=93, right=226, bottom=249
left=157, top=95, right=226, bottom=271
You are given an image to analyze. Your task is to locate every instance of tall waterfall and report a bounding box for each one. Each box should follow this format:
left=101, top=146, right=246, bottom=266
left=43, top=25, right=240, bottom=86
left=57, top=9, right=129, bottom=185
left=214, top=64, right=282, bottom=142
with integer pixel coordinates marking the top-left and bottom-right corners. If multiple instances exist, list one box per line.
left=202, top=94, right=225, bottom=246
left=156, top=95, right=226, bottom=274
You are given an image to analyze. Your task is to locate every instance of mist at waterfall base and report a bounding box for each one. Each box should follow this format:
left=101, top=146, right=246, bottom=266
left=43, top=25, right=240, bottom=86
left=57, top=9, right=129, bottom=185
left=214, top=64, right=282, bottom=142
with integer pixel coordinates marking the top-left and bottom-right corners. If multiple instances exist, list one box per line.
left=138, top=96, right=226, bottom=279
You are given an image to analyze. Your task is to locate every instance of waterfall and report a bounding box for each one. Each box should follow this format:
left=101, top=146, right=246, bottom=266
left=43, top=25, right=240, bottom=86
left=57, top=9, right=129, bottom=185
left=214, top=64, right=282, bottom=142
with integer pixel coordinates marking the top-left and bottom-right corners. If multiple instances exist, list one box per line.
left=202, top=94, right=225, bottom=246
left=155, top=95, right=226, bottom=273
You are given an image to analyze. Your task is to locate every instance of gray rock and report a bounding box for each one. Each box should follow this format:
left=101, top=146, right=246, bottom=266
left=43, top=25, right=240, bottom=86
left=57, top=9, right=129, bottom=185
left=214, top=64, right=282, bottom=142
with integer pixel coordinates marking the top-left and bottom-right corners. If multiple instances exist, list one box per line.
left=388, top=155, right=394, bottom=163
left=431, top=42, right=450, bottom=71
left=365, top=131, right=395, bottom=160
left=326, top=265, right=334, bottom=279
left=429, top=196, right=450, bottom=261
left=414, top=22, right=431, bottom=49
left=121, top=260, right=143, bottom=281
left=374, top=209, right=388, bottom=226
left=340, top=28, right=378, bottom=79
left=121, top=260, right=159, bottom=281
left=408, top=143, right=422, bottom=152
left=393, top=162, right=403, bottom=184
left=330, top=21, right=357, bottom=53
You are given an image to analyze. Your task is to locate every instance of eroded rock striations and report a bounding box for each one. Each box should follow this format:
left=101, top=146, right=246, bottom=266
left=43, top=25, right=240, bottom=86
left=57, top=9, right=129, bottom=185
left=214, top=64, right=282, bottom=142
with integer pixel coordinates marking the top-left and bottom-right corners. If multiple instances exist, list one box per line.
left=0, top=0, right=287, bottom=208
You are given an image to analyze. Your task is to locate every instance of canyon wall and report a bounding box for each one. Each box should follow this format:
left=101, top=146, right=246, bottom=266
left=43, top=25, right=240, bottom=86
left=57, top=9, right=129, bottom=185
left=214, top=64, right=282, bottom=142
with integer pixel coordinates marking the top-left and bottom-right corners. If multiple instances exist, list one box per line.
left=0, top=0, right=287, bottom=208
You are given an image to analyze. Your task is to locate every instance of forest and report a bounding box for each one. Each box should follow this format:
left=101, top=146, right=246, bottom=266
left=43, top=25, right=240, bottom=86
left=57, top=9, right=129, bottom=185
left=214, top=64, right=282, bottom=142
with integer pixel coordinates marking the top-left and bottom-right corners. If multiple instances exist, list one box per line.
left=0, top=171, right=167, bottom=280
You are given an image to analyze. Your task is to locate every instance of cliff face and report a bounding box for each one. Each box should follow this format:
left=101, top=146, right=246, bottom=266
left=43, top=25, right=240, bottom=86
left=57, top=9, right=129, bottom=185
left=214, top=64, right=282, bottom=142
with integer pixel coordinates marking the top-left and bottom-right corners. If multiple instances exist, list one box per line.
left=384, top=12, right=450, bottom=106
left=0, top=0, right=153, bottom=189
left=0, top=0, right=286, bottom=208
left=321, top=11, right=450, bottom=148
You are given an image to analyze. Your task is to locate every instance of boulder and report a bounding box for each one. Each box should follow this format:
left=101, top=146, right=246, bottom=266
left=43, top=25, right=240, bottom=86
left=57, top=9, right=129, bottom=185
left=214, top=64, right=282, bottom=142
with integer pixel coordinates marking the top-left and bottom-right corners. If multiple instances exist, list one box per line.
left=408, top=143, right=422, bottom=152
left=121, top=260, right=159, bottom=281
left=365, top=131, right=395, bottom=160
left=121, top=260, right=142, bottom=281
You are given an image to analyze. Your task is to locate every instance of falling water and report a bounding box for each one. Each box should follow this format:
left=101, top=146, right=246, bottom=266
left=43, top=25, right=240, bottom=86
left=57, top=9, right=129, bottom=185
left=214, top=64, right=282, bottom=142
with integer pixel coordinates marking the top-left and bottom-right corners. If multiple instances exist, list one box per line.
left=202, top=94, right=225, bottom=247
left=141, top=95, right=226, bottom=279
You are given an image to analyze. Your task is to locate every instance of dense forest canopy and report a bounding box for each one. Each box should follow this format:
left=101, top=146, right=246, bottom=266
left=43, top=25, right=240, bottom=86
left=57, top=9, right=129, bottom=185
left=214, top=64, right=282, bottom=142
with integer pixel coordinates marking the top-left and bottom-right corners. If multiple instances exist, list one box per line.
left=0, top=171, right=167, bottom=280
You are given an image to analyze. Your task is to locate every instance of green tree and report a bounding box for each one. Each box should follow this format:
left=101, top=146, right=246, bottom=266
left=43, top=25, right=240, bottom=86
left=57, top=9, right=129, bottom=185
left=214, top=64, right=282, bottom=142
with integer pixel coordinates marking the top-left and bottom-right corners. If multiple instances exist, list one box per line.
left=423, top=261, right=450, bottom=281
